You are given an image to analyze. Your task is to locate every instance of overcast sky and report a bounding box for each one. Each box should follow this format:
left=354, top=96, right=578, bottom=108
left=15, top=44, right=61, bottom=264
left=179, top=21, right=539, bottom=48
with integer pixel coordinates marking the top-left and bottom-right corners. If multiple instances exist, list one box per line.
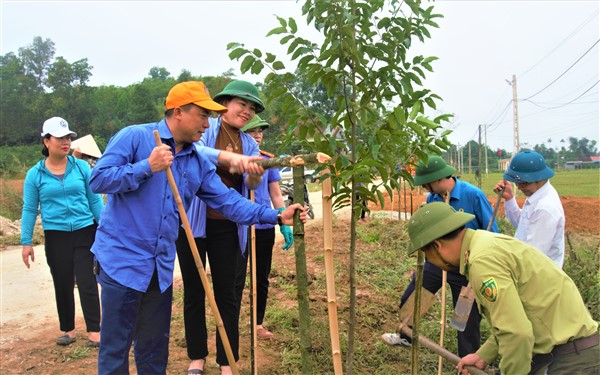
left=1, top=0, right=598, bottom=153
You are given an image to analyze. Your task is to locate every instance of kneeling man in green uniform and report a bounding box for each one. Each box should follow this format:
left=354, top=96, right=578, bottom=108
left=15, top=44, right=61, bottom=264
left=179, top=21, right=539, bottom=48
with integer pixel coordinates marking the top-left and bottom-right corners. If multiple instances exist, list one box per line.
left=407, top=202, right=599, bottom=375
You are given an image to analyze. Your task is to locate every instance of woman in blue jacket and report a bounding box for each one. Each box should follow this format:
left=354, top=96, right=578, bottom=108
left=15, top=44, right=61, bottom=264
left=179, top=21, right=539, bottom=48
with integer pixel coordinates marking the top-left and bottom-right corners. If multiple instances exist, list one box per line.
left=21, top=117, right=104, bottom=347
left=175, top=80, right=265, bottom=375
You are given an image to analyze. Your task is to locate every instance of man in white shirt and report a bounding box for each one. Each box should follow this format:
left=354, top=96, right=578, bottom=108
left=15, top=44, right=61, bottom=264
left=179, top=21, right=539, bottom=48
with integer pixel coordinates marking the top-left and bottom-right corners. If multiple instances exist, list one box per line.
left=494, top=150, right=565, bottom=268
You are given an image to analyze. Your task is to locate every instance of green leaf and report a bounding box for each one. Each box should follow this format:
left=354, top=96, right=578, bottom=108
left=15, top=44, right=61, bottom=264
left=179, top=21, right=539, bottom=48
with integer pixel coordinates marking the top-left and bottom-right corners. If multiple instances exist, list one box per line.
left=407, top=121, right=425, bottom=138
left=280, top=35, right=294, bottom=45
left=272, top=61, right=286, bottom=70
left=240, top=55, right=255, bottom=73
left=265, top=53, right=276, bottom=63
left=250, top=60, right=264, bottom=75
left=416, top=116, right=437, bottom=129
left=289, top=17, right=298, bottom=33
left=409, top=101, right=421, bottom=120
left=266, top=26, right=287, bottom=37
left=252, top=49, right=263, bottom=58
left=228, top=48, right=247, bottom=61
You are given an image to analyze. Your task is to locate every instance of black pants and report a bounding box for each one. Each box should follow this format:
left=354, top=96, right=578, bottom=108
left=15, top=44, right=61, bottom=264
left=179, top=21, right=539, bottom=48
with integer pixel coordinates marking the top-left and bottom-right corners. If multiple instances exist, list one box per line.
left=44, top=224, right=100, bottom=333
left=234, top=227, right=276, bottom=325
left=400, top=261, right=481, bottom=357
left=176, top=219, right=241, bottom=366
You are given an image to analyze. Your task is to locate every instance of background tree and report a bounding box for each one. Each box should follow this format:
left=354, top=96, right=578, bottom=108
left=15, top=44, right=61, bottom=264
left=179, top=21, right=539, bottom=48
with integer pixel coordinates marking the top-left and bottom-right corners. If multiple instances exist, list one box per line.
left=228, top=0, right=451, bottom=372
left=0, top=52, right=43, bottom=145
left=18, top=36, right=55, bottom=92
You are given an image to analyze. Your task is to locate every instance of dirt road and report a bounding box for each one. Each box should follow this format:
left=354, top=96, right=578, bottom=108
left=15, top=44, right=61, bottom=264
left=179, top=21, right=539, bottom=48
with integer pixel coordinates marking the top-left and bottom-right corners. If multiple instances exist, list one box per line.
left=0, top=189, right=330, bottom=346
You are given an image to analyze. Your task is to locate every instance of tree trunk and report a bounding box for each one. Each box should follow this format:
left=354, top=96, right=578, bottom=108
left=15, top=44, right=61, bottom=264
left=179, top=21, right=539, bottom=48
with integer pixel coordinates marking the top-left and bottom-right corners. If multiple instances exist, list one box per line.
left=293, top=166, right=313, bottom=374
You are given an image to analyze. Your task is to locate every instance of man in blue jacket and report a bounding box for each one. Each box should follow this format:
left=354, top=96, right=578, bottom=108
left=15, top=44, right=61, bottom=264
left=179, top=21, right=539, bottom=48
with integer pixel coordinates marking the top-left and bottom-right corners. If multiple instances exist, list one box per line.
left=90, top=81, right=305, bottom=375
left=382, top=156, right=498, bottom=358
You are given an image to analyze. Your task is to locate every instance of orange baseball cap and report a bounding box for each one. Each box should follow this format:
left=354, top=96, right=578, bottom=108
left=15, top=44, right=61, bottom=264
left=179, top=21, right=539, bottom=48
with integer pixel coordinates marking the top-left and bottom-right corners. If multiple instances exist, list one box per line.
left=165, top=81, right=227, bottom=113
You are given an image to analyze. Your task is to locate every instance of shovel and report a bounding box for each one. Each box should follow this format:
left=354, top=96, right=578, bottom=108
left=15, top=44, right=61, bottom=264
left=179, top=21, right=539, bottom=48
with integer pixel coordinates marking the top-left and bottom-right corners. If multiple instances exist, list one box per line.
left=399, top=287, right=437, bottom=325
left=450, top=186, right=505, bottom=331
left=395, top=289, right=488, bottom=375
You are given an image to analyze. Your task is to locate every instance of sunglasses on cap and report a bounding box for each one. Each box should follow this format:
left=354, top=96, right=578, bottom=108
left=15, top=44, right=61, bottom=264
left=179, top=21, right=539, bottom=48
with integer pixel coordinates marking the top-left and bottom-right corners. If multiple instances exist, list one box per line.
left=505, top=171, right=532, bottom=185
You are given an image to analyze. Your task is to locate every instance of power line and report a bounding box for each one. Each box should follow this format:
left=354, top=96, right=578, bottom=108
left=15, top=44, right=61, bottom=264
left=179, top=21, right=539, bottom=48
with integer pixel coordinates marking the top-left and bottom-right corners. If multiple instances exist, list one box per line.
left=523, top=80, right=599, bottom=109
left=523, top=39, right=599, bottom=100
left=519, top=10, right=599, bottom=78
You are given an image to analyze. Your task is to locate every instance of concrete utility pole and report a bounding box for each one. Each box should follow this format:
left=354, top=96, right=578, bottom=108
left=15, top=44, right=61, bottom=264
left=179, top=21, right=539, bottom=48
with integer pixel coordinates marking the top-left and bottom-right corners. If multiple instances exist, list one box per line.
left=484, top=125, right=489, bottom=176
left=468, top=142, right=472, bottom=174
left=477, top=125, right=482, bottom=189
left=510, top=74, right=520, bottom=155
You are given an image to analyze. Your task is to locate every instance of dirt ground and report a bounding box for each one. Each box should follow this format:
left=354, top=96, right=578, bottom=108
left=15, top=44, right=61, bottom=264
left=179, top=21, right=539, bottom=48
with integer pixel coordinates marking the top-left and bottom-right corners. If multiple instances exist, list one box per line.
left=0, top=181, right=598, bottom=374
left=367, top=188, right=600, bottom=234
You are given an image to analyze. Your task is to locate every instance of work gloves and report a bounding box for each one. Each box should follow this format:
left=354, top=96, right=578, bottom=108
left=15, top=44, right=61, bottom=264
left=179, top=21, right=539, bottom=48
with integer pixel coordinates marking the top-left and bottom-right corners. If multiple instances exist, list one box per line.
left=278, top=207, right=294, bottom=250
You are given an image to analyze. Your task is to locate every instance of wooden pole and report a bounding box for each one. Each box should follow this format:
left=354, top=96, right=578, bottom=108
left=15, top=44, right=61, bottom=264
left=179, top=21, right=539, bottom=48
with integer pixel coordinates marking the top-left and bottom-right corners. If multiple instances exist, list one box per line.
left=400, top=326, right=489, bottom=375
left=322, top=170, right=343, bottom=374
left=152, top=131, right=239, bottom=374
left=293, top=166, right=313, bottom=374
left=249, top=190, right=258, bottom=375
left=254, top=152, right=331, bottom=169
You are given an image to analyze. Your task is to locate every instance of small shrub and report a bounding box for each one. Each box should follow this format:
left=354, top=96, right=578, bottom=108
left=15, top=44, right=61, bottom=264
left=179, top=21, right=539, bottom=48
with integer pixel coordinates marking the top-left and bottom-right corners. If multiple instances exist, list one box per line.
left=564, top=232, right=600, bottom=320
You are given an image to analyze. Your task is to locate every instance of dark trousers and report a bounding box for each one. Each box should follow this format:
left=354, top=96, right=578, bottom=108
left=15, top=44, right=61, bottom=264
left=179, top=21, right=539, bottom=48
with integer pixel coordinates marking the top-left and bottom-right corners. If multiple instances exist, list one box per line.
left=234, top=227, right=276, bottom=325
left=176, top=219, right=241, bottom=366
left=44, top=224, right=100, bottom=333
left=400, top=261, right=481, bottom=357
left=97, top=267, right=172, bottom=375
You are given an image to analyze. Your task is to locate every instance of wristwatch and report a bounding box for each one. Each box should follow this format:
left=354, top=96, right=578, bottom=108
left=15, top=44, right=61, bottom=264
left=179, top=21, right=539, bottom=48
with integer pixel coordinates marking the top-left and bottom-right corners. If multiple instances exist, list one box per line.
left=277, top=213, right=284, bottom=226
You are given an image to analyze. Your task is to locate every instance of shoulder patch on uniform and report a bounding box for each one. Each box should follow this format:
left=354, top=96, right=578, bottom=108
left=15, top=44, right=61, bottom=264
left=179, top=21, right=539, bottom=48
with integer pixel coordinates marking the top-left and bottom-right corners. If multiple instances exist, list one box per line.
left=480, top=277, right=497, bottom=303
left=259, top=150, right=274, bottom=158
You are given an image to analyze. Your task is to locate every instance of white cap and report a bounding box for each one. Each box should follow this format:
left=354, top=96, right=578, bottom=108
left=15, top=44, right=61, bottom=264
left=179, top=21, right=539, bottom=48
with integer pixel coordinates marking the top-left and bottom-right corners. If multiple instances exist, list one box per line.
left=41, top=117, right=77, bottom=138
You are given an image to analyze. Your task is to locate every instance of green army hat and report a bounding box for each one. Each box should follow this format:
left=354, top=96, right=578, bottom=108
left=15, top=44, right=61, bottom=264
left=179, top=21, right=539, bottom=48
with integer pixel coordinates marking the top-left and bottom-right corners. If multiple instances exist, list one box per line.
left=407, top=202, right=474, bottom=255
left=241, top=115, right=270, bottom=132
left=213, top=80, right=265, bottom=113
left=413, top=156, right=456, bottom=186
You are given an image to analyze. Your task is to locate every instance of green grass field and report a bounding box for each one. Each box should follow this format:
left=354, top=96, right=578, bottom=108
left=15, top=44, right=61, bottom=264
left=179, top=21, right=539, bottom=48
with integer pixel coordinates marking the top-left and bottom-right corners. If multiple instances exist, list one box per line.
left=457, top=169, right=600, bottom=198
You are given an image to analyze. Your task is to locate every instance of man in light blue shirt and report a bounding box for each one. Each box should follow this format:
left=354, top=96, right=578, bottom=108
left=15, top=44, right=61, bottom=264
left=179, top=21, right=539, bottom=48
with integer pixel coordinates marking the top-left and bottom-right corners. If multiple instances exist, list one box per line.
left=90, top=81, right=304, bottom=375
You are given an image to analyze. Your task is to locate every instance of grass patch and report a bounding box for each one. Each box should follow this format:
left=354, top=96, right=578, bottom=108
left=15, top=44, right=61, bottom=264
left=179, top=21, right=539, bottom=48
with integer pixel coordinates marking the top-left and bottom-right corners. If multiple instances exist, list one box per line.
left=458, top=169, right=600, bottom=198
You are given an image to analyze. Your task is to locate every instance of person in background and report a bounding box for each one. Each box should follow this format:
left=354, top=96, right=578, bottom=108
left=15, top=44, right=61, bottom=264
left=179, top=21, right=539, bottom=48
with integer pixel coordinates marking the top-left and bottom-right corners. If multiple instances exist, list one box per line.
left=91, top=81, right=305, bottom=375
left=174, top=80, right=268, bottom=375
left=493, top=149, right=565, bottom=268
left=21, top=116, right=104, bottom=347
left=406, top=202, right=598, bottom=375
left=234, top=115, right=294, bottom=340
left=382, top=156, right=498, bottom=358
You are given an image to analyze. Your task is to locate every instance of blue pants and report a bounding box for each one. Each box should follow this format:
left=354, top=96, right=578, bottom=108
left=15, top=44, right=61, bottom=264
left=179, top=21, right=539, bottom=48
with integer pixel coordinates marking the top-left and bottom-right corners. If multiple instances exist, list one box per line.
left=97, top=267, right=172, bottom=375
left=400, top=261, right=481, bottom=357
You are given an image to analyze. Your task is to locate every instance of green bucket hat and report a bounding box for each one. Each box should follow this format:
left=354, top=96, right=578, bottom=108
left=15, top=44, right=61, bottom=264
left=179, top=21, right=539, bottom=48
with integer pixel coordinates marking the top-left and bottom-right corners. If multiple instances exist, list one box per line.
left=241, top=115, right=270, bottom=132
left=413, top=156, right=457, bottom=186
left=407, top=202, right=474, bottom=255
left=213, top=80, right=265, bottom=113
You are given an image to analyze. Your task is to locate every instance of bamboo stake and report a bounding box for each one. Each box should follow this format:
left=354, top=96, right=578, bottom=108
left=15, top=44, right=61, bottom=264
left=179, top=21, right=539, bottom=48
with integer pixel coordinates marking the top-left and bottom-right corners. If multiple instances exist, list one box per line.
left=411, top=249, right=425, bottom=375
left=438, top=271, right=447, bottom=375
left=438, top=193, right=451, bottom=375
left=152, top=131, right=239, bottom=374
left=249, top=190, right=258, bottom=375
left=322, top=170, right=343, bottom=374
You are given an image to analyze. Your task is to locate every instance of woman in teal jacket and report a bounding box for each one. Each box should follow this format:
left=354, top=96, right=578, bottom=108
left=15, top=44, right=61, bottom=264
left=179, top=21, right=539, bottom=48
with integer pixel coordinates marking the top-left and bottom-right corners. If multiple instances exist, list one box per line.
left=21, top=117, right=104, bottom=347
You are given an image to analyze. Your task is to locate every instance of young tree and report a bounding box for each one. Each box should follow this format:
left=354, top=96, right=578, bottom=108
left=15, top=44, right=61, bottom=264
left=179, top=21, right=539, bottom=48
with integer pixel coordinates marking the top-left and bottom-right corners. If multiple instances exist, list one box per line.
left=228, top=0, right=452, bottom=372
